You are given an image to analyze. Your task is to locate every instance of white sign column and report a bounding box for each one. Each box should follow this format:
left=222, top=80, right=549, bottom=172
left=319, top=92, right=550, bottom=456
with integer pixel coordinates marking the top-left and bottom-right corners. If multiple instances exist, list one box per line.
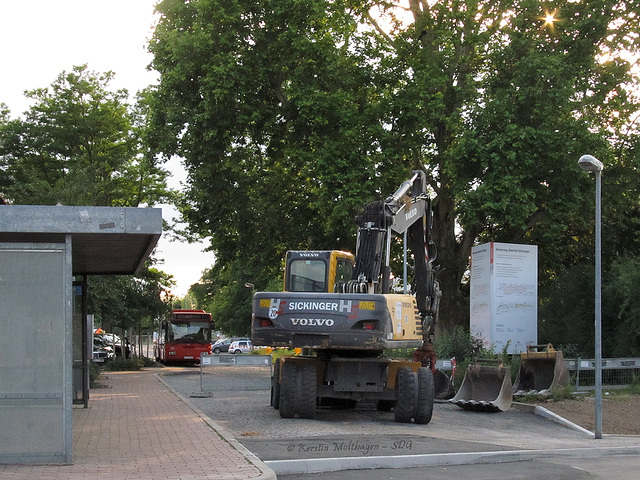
left=470, top=242, right=538, bottom=354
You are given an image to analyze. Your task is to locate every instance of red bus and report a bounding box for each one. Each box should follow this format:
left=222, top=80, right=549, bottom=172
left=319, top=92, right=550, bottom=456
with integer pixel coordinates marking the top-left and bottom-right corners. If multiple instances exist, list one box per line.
left=156, top=309, right=213, bottom=364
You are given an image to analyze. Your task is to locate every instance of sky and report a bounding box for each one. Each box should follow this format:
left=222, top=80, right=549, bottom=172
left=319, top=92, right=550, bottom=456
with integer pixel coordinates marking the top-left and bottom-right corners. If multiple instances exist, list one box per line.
left=0, top=0, right=214, bottom=297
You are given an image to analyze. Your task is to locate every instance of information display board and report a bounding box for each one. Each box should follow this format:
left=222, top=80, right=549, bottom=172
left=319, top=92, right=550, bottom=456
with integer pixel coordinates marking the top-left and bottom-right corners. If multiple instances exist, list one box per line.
left=470, top=242, right=538, bottom=354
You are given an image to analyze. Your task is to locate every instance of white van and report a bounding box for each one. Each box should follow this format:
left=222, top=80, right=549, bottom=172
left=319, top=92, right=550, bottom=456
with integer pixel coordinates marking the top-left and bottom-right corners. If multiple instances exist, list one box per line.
left=228, top=339, right=253, bottom=354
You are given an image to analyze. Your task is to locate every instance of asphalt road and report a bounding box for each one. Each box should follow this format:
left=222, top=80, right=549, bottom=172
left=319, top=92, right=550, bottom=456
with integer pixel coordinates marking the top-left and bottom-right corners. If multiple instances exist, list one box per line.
left=159, top=365, right=640, bottom=480
left=275, top=456, right=640, bottom=480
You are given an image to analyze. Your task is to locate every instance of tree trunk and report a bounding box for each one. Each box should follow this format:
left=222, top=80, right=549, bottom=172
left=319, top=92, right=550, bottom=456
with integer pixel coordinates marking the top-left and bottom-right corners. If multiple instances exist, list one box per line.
left=431, top=188, right=474, bottom=333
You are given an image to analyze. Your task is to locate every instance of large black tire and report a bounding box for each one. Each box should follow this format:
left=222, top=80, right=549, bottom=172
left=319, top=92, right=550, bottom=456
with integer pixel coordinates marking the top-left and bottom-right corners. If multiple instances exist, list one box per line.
left=213, top=347, right=221, bottom=354
left=296, top=362, right=317, bottom=419
left=271, top=358, right=282, bottom=409
left=279, top=360, right=317, bottom=419
left=394, top=367, right=416, bottom=423
left=414, top=367, right=435, bottom=424
left=279, top=361, right=297, bottom=418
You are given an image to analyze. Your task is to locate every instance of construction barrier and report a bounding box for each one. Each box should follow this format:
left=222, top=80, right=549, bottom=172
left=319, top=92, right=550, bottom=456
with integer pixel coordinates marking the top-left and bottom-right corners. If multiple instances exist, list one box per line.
left=567, top=357, right=640, bottom=391
left=199, top=354, right=272, bottom=392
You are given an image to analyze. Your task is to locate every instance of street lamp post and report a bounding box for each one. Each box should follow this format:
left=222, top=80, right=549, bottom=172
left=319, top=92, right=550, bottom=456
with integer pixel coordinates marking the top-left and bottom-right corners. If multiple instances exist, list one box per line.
left=578, top=154, right=604, bottom=439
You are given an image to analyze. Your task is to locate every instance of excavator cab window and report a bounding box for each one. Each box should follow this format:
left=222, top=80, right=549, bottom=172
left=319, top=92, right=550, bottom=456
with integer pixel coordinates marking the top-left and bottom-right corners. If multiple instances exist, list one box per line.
left=289, top=259, right=327, bottom=292
left=335, top=259, right=353, bottom=284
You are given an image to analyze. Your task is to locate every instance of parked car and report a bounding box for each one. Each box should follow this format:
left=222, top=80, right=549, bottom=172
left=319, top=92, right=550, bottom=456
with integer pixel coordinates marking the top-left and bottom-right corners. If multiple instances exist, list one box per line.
left=212, top=337, right=250, bottom=354
left=229, top=340, right=253, bottom=354
left=95, top=332, right=131, bottom=358
left=92, top=336, right=115, bottom=364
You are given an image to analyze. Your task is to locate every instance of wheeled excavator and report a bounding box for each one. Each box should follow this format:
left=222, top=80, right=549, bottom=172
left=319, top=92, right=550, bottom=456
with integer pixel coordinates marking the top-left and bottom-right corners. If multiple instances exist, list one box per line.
left=251, top=171, right=449, bottom=423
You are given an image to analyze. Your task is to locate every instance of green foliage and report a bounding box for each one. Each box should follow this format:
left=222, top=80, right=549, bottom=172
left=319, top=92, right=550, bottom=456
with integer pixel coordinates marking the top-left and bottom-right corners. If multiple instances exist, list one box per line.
left=139, top=356, right=161, bottom=368
left=553, top=344, right=584, bottom=361
left=541, top=254, right=640, bottom=358
left=518, top=384, right=578, bottom=404
left=188, top=255, right=286, bottom=335
left=539, top=264, right=595, bottom=356
left=148, top=1, right=640, bottom=336
left=0, top=65, right=175, bottom=351
left=104, top=357, right=144, bottom=371
left=190, top=262, right=255, bottom=335
left=603, top=255, right=640, bottom=356
left=0, top=65, right=170, bottom=207
left=253, top=347, right=299, bottom=362
left=89, top=362, right=102, bottom=387
left=550, top=384, right=578, bottom=403
left=88, top=262, right=174, bottom=335
left=434, top=326, right=489, bottom=361
left=630, top=375, right=640, bottom=395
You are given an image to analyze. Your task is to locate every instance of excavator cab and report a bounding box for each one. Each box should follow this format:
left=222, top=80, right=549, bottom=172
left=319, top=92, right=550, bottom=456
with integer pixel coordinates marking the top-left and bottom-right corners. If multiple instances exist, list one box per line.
left=284, top=250, right=355, bottom=293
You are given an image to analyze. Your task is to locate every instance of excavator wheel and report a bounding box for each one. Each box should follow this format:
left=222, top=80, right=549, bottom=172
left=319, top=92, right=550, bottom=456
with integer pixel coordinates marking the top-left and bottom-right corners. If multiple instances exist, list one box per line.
left=279, top=361, right=297, bottom=418
left=296, top=362, right=317, bottom=419
left=394, top=367, right=416, bottom=423
left=414, top=367, right=434, bottom=424
left=271, top=358, right=281, bottom=409
left=278, top=359, right=317, bottom=419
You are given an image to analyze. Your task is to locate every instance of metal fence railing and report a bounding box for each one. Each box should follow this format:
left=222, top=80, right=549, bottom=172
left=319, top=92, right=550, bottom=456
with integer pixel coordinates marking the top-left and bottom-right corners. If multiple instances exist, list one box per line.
left=197, top=354, right=640, bottom=393
left=565, top=358, right=640, bottom=391
left=436, top=357, right=640, bottom=391
left=199, top=354, right=272, bottom=392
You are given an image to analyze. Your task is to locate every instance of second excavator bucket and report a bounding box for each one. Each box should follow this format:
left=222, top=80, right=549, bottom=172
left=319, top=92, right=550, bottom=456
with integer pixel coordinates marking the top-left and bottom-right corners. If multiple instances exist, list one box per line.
left=433, top=369, right=455, bottom=399
left=513, top=344, right=570, bottom=396
left=450, top=359, right=512, bottom=412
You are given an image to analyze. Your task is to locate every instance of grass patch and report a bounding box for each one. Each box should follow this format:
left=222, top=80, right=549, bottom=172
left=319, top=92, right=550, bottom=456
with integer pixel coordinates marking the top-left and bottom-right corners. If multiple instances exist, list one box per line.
left=253, top=347, right=301, bottom=363
left=531, top=384, right=578, bottom=403
left=517, top=385, right=578, bottom=404
left=89, top=362, right=102, bottom=387
left=104, top=357, right=144, bottom=371
left=139, top=356, right=162, bottom=367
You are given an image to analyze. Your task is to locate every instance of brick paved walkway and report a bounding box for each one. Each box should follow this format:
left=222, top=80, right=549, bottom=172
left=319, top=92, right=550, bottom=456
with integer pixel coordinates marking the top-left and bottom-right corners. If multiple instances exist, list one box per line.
left=0, top=369, right=275, bottom=480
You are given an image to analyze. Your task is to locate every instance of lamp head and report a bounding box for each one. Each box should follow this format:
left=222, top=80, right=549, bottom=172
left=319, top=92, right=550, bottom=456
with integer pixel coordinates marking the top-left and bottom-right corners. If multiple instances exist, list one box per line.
left=578, top=155, right=604, bottom=172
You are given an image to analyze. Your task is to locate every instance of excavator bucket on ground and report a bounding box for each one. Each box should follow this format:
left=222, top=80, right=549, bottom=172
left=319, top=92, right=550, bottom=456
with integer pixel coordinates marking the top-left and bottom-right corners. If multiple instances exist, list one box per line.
left=433, top=369, right=455, bottom=399
left=450, top=359, right=512, bottom=412
left=513, top=344, right=570, bottom=396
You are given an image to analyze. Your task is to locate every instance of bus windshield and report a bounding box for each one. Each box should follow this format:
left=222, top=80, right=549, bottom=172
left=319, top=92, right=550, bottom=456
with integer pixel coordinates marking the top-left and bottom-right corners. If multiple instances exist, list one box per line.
left=168, top=321, right=211, bottom=344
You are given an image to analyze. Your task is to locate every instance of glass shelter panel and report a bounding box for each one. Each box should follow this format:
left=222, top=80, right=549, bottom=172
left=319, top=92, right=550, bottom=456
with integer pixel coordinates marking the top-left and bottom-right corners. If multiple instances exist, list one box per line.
left=0, top=244, right=71, bottom=464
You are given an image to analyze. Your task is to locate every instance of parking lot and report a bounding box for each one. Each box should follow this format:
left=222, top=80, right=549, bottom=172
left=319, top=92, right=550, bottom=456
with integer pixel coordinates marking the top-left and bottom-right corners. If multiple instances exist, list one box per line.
left=159, top=365, right=640, bottom=478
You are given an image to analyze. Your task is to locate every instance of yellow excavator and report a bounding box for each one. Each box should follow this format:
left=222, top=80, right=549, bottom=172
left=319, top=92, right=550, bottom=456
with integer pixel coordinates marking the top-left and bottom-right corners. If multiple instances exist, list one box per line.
left=252, top=171, right=451, bottom=422
left=252, top=171, right=568, bottom=420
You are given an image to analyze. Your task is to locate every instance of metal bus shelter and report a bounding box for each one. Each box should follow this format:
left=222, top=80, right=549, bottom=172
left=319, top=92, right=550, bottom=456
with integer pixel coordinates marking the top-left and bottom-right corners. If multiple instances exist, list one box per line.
left=0, top=205, right=161, bottom=464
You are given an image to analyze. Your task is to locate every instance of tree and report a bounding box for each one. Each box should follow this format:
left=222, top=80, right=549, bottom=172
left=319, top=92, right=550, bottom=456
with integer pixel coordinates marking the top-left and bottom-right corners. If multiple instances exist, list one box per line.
left=0, top=65, right=170, bottom=207
left=149, top=0, right=640, bottom=334
left=372, top=0, right=640, bottom=327
left=0, top=66, right=175, bottom=342
left=88, top=262, right=174, bottom=356
left=190, top=262, right=284, bottom=335
left=603, top=255, right=640, bottom=356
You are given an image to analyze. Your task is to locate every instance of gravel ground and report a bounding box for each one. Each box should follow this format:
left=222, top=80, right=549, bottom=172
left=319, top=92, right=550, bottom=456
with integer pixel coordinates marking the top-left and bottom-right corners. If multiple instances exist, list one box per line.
left=155, top=364, right=608, bottom=463
left=157, top=366, right=412, bottom=439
